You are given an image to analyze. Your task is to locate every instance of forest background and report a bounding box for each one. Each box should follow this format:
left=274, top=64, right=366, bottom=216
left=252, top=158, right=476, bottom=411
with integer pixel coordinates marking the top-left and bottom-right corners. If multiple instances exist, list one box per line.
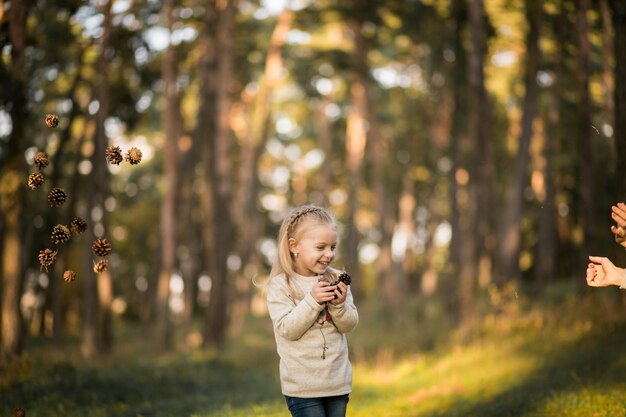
left=2, top=0, right=626, bottom=416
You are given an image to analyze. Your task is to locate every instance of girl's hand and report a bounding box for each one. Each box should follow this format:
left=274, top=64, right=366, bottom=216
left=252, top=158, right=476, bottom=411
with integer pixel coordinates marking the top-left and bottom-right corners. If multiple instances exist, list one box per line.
left=329, top=282, right=348, bottom=305
left=311, top=281, right=337, bottom=304
left=587, top=256, right=623, bottom=287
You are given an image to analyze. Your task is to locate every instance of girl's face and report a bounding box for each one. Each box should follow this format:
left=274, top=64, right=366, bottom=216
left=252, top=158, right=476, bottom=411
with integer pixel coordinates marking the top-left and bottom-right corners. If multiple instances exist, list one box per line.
left=289, top=222, right=337, bottom=277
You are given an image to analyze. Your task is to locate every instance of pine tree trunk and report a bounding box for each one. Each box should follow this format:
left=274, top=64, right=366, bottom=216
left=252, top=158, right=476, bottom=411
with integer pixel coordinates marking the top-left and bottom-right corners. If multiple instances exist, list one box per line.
left=344, top=82, right=367, bottom=300
left=201, top=0, right=238, bottom=348
left=496, top=0, right=541, bottom=284
left=611, top=0, right=626, bottom=196
left=458, top=0, right=491, bottom=327
left=83, top=0, right=113, bottom=357
left=577, top=0, right=596, bottom=259
left=156, top=0, right=182, bottom=350
left=0, top=0, right=29, bottom=365
left=449, top=0, right=467, bottom=270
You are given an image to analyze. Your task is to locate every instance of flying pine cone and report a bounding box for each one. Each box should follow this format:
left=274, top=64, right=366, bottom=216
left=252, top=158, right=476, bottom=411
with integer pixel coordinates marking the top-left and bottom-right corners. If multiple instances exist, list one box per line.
left=48, top=187, right=68, bottom=207
left=33, top=152, right=49, bottom=170
left=125, top=147, right=142, bottom=165
left=93, top=259, right=109, bottom=273
left=92, top=238, right=111, bottom=257
left=13, top=407, right=26, bottom=417
left=70, top=217, right=87, bottom=234
left=45, top=114, right=59, bottom=127
left=38, top=248, right=58, bottom=272
left=63, top=270, right=76, bottom=282
left=28, top=172, right=45, bottom=189
left=51, top=224, right=71, bottom=245
left=105, top=145, right=123, bottom=165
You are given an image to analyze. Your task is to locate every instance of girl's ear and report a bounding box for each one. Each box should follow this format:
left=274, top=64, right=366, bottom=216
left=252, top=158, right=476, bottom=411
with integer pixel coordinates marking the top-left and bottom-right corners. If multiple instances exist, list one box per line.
left=288, top=238, right=298, bottom=254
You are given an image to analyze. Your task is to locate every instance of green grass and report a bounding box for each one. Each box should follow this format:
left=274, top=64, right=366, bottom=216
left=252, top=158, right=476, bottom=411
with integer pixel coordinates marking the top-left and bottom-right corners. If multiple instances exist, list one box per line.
left=3, top=283, right=626, bottom=417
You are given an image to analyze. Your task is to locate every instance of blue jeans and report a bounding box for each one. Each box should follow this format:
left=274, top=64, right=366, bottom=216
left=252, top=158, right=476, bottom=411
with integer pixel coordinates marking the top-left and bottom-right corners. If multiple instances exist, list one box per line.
left=284, top=394, right=350, bottom=417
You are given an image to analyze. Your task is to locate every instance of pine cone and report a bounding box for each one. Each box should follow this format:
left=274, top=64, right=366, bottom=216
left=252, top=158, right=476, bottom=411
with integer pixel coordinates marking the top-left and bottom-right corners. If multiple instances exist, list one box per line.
left=38, top=248, right=58, bottom=272
left=92, top=238, right=111, bottom=257
left=63, top=270, right=76, bottom=282
left=70, top=217, right=87, bottom=234
left=27, top=172, right=45, bottom=189
left=48, top=187, right=68, bottom=207
left=45, top=114, right=59, bottom=127
left=93, top=259, right=109, bottom=273
left=51, top=224, right=71, bottom=244
left=13, top=407, right=26, bottom=417
left=125, top=147, right=142, bottom=165
left=33, top=152, right=49, bottom=170
left=105, top=145, right=123, bottom=165
left=338, top=272, right=352, bottom=286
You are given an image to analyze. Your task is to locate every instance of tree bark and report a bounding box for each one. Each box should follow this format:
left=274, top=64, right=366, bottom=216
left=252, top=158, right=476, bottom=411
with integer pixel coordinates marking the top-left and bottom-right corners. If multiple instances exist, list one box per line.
left=496, top=0, right=541, bottom=284
left=200, top=0, right=238, bottom=349
left=229, top=7, right=292, bottom=336
left=458, top=0, right=491, bottom=326
left=83, top=0, right=113, bottom=357
left=156, top=0, right=183, bottom=350
left=344, top=82, right=367, bottom=300
left=611, top=0, right=626, bottom=196
left=576, top=0, right=596, bottom=257
left=448, top=0, right=467, bottom=270
left=0, top=0, right=29, bottom=365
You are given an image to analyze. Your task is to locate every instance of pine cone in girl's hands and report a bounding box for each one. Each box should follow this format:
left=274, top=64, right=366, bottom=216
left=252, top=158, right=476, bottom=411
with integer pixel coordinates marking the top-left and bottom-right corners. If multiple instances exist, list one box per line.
left=319, top=271, right=352, bottom=299
left=337, top=272, right=352, bottom=286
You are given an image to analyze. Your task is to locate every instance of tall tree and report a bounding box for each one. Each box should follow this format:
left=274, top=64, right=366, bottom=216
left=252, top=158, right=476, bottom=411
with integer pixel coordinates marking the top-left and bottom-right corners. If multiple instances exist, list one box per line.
left=83, top=0, right=113, bottom=357
left=156, top=0, right=183, bottom=350
left=448, top=0, right=468, bottom=269
left=0, top=0, right=29, bottom=365
left=230, top=7, right=293, bottom=335
left=458, top=0, right=491, bottom=326
left=197, top=0, right=238, bottom=348
left=576, top=0, right=596, bottom=258
left=611, top=0, right=626, bottom=196
left=496, top=0, right=541, bottom=284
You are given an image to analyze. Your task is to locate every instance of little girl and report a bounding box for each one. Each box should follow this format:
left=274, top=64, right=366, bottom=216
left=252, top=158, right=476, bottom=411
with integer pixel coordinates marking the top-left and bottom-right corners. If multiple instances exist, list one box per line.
left=266, top=205, right=359, bottom=417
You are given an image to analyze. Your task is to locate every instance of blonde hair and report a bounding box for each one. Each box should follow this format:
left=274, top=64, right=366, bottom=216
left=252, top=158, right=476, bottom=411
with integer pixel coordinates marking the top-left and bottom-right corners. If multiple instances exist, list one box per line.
left=267, top=205, right=341, bottom=297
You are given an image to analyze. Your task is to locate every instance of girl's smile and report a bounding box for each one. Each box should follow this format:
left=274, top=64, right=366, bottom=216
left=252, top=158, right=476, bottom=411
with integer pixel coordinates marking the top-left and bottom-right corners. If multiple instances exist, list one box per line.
left=289, top=223, right=338, bottom=277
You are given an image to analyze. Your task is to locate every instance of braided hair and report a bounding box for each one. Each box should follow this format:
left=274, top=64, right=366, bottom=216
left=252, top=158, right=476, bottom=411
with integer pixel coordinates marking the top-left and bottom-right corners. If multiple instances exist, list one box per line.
left=268, top=205, right=340, bottom=297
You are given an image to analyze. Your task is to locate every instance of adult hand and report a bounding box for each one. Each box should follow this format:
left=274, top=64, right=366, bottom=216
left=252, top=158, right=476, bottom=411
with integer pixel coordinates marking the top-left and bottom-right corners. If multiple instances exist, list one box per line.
left=586, top=256, right=623, bottom=287
left=610, top=202, right=626, bottom=249
left=311, top=281, right=337, bottom=304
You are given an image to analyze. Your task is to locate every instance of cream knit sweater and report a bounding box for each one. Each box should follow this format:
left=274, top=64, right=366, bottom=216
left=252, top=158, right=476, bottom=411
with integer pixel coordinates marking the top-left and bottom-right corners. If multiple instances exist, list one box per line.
left=267, top=272, right=359, bottom=398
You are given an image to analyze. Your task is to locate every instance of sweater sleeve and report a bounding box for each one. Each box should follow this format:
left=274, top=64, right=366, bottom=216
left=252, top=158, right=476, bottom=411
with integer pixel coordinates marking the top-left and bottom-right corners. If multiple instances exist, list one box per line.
left=267, top=276, right=325, bottom=341
left=327, top=287, right=359, bottom=334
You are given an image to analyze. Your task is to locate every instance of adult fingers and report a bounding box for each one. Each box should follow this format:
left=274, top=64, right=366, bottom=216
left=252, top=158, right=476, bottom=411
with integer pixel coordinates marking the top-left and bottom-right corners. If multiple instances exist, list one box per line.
left=588, top=255, right=605, bottom=264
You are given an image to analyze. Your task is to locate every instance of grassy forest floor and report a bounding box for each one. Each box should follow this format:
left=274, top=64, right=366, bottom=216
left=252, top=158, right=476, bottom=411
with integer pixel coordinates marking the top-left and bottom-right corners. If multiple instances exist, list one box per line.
left=3, top=282, right=626, bottom=417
